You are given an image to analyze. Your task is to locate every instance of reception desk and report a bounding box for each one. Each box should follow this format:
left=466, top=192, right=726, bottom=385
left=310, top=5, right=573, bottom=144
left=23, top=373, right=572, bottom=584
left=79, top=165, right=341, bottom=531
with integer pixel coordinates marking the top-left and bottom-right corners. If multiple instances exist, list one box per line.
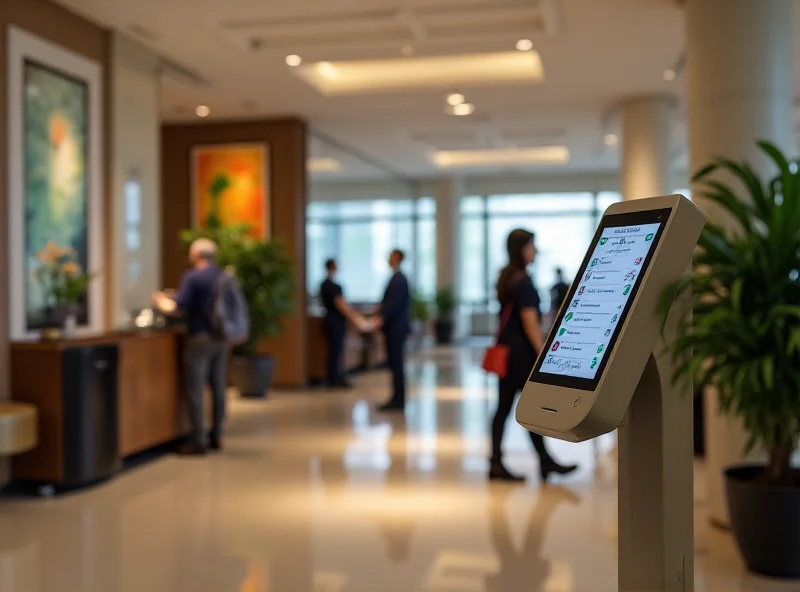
left=10, top=330, right=184, bottom=487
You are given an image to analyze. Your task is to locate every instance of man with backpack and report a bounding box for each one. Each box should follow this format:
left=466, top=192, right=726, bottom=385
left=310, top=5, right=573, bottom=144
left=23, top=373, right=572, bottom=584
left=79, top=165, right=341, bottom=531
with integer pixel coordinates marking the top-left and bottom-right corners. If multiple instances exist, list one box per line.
left=153, top=238, right=249, bottom=456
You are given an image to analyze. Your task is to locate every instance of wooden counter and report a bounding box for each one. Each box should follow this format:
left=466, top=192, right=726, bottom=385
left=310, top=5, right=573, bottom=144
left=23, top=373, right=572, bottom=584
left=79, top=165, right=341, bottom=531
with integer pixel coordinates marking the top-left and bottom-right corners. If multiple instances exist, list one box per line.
left=11, top=330, right=183, bottom=484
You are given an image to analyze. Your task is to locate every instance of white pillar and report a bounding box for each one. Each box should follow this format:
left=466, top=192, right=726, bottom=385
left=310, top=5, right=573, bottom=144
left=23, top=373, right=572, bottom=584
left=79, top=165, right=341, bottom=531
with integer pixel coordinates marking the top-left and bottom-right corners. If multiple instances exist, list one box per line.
left=686, top=0, right=795, bottom=526
left=621, top=97, right=673, bottom=201
left=435, top=177, right=462, bottom=336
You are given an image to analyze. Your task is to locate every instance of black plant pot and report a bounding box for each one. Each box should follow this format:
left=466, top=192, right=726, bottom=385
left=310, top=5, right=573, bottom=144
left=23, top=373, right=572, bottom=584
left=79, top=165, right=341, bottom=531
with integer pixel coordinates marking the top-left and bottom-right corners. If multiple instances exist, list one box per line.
left=232, top=355, right=276, bottom=399
left=435, top=319, right=454, bottom=344
left=725, top=465, right=800, bottom=578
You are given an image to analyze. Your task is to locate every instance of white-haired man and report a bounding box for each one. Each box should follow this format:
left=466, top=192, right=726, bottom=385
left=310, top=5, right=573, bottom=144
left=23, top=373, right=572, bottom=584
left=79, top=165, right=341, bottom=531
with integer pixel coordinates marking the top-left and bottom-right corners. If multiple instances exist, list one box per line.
left=153, top=238, right=228, bottom=455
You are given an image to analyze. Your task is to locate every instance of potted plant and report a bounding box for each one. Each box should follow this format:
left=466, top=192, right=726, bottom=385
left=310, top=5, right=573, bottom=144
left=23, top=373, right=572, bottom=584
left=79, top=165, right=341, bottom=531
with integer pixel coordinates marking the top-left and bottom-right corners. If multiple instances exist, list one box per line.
left=230, top=239, right=295, bottom=398
left=433, top=286, right=457, bottom=345
left=35, top=240, right=96, bottom=339
left=662, top=141, right=800, bottom=578
left=411, top=291, right=430, bottom=350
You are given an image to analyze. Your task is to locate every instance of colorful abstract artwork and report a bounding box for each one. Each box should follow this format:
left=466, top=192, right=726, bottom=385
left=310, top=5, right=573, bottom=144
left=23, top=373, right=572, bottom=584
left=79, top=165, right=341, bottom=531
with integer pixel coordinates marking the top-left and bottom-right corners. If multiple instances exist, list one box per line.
left=23, top=60, right=89, bottom=329
left=192, top=143, right=270, bottom=239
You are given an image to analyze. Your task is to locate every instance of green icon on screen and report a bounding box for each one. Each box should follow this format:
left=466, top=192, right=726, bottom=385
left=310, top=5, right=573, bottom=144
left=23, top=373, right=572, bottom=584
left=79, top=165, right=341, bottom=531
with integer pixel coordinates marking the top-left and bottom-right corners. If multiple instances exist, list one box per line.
left=590, top=357, right=598, bottom=369
left=600, top=238, right=608, bottom=245
left=611, top=314, right=618, bottom=323
left=623, top=284, right=632, bottom=295
left=565, top=313, right=574, bottom=322
left=591, top=258, right=599, bottom=267
left=646, top=233, right=654, bottom=241
left=559, top=328, right=566, bottom=336
left=597, top=344, right=605, bottom=354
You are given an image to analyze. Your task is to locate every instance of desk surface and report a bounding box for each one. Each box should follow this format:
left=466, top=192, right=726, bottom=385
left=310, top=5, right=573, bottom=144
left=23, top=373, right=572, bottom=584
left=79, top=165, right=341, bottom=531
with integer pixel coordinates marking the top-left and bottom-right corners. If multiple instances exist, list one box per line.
left=11, top=328, right=184, bottom=351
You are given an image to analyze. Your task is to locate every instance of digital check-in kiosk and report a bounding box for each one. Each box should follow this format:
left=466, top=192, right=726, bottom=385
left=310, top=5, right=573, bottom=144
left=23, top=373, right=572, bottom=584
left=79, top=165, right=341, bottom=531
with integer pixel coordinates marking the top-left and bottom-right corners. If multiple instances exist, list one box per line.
left=516, top=194, right=706, bottom=592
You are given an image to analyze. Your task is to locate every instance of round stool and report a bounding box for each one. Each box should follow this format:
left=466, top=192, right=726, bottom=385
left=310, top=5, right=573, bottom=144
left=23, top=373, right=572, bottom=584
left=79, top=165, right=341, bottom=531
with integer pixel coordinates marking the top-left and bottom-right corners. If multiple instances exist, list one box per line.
left=0, top=403, right=38, bottom=456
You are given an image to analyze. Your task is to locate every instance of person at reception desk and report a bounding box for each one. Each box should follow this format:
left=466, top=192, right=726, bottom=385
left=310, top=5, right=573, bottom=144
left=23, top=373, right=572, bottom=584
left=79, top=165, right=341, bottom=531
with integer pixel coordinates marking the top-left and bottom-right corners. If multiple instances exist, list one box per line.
left=374, top=249, right=411, bottom=413
left=152, top=238, right=229, bottom=456
left=320, top=258, right=367, bottom=388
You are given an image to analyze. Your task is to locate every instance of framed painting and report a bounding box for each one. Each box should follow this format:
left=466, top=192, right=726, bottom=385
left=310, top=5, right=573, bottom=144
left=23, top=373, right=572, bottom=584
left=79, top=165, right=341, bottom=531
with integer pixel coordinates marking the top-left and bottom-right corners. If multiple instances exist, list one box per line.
left=7, top=27, right=104, bottom=339
left=191, top=143, right=270, bottom=239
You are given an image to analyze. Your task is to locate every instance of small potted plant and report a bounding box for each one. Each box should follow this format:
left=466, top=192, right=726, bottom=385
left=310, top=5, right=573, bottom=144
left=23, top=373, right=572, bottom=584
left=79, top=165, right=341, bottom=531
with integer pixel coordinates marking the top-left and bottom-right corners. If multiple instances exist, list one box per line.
left=35, top=240, right=95, bottom=339
left=662, top=141, right=800, bottom=578
left=230, top=239, right=295, bottom=398
left=433, top=286, right=457, bottom=345
left=411, top=291, right=430, bottom=350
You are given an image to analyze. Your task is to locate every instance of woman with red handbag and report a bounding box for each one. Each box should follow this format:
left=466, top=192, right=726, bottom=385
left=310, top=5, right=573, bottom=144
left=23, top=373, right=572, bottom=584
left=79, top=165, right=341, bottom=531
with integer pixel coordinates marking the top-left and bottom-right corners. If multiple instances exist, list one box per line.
left=487, top=229, right=578, bottom=482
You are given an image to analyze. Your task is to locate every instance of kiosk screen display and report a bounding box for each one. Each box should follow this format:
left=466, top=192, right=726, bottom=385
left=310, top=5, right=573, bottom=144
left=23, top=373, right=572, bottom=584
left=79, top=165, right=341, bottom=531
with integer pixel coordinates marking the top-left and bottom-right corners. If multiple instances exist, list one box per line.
left=529, top=209, right=670, bottom=390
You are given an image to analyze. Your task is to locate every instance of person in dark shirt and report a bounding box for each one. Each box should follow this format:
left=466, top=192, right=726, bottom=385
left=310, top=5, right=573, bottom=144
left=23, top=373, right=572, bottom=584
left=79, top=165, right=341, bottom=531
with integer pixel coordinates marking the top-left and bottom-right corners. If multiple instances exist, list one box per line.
left=320, top=259, right=365, bottom=388
left=490, top=229, right=578, bottom=482
left=550, top=267, right=570, bottom=317
left=374, top=249, right=411, bottom=412
left=153, top=238, right=228, bottom=456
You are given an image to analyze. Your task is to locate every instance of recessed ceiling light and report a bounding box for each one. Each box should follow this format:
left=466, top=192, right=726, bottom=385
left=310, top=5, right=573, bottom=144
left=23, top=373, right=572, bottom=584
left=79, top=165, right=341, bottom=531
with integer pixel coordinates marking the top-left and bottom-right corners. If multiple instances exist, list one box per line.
left=604, top=133, right=619, bottom=147
left=401, top=45, right=414, bottom=56
left=450, top=103, right=475, bottom=116
left=446, top=92, right=465, bottom=106
left=516, top=39, right=533, bottom=51
left=285, top=54, right=302, bottom=67
left=317, top=61, right=338, bottom=79
left=663, top=69, right=676, bottom=81
left=308, top=157, right=342, bottom=172
left=195, top=105, right=210, bottom=118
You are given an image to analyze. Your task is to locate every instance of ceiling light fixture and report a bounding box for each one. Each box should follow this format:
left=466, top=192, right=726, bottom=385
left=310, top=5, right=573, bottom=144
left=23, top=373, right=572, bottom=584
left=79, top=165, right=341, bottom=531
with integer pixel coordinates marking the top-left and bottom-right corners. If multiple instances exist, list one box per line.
left=285, top=54, right=302, bottom=67
left=663, top=69, right=676, bottom=81
left=317, top=61, right=339, bottom=79
left=401, top=45, right=414, bottom=56
left=431, top=146, right=570, bottom=168
left=195, top=105, right=210, bottom=118
left=516, top=39, right=533, bottom=51
left=604, top=133, right=619, bottom=147
left=446, top=92, right=465, bottom=106
left=451, top=103, right=475, bottom=116
left=308, top=157, right=342, bottom=172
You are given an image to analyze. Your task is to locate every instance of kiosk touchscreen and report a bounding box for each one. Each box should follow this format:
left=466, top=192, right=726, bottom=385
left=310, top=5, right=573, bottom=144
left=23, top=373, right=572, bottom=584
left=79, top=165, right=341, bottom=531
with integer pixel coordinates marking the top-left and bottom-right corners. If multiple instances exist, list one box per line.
left=515, top=194, right=706, bottom=442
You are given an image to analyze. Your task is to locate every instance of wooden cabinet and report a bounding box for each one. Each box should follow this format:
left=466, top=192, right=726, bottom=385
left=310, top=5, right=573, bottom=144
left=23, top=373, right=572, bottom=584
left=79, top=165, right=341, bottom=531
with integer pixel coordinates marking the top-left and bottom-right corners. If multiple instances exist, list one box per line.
left=117, top=332, right=180, bottom=457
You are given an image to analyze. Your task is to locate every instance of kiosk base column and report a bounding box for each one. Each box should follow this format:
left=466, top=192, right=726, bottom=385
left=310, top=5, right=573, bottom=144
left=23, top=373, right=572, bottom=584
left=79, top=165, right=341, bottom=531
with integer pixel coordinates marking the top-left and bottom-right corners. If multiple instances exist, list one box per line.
left=617, top=353, right=694, bottom=592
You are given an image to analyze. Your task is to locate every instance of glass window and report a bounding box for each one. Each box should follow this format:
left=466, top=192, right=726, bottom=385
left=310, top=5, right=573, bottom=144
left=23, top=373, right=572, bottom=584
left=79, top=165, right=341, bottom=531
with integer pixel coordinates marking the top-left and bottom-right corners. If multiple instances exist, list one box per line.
left=417, top=197, right=436, bottom=216
left=460, top=195, right=485, bottom=214
left=459, top=217, right=486, bottom=303
left=597, top=191, right=622, bottom=213
left=307, top=222, right=337, bottom=297
left=488, top=193, right=594, bottom=214
left=417, top=218, right=437, bottom=297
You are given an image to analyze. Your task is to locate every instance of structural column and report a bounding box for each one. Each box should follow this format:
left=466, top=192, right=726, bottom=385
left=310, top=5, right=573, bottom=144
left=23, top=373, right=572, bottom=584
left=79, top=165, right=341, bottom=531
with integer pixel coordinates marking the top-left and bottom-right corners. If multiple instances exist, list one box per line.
left=620, top=96, right=673, bottom=201
left=434, top=177, right=463, bottom=337
left=686, top=0, right=795, bottom=526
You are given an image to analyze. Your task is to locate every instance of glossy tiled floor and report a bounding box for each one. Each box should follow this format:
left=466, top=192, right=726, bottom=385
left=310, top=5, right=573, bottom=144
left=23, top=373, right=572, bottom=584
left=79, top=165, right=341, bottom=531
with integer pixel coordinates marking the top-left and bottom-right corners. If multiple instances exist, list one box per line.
left=0, top=346, right=797, bottom=591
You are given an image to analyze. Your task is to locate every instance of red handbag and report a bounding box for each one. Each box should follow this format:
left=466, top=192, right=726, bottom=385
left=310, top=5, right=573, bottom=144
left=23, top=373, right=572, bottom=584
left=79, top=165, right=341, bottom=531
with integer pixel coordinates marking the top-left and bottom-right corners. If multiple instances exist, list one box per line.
left=482, top=305, right=513, bottom=378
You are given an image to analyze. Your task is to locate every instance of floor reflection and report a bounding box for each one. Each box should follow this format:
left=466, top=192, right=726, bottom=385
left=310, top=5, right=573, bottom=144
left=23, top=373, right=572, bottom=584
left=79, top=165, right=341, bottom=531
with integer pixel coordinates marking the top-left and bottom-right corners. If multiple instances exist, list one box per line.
left=0, top=345, right=797, bottom=591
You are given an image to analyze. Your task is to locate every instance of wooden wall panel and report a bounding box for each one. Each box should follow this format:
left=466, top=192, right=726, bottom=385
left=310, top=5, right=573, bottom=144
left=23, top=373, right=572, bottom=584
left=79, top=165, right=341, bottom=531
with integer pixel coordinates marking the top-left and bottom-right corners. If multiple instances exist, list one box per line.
left=0, top=0, right=110, bottom=484
left=161, top=119, right=308, bottom=388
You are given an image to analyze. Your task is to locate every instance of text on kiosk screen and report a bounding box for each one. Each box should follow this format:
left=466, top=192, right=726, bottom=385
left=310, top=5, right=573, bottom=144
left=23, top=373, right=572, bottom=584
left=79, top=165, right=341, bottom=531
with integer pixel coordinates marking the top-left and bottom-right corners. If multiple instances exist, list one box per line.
left=539, top=222, right=662, bottom=381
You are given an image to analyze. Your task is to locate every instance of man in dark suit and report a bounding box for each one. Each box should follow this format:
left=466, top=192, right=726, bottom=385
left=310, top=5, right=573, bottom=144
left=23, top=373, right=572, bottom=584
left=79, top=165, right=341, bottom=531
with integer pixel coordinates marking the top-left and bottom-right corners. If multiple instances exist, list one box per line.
left=375, top=249, right=411, bottom=412
left=319, top=258, right=363, bottom=388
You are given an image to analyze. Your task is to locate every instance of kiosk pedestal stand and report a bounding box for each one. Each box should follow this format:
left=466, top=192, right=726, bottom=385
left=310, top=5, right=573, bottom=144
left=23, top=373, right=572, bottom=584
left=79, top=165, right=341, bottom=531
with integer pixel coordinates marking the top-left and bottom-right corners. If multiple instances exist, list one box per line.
left=515, top=194, right=706, bottom=592
left=618, top=352, right=693, bottom=592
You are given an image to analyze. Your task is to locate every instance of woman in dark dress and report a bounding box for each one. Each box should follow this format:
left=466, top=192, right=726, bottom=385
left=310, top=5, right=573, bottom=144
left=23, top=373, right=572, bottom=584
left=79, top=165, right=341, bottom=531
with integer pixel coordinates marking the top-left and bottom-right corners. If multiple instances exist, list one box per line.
left=489, top=229, right=578, bottom=482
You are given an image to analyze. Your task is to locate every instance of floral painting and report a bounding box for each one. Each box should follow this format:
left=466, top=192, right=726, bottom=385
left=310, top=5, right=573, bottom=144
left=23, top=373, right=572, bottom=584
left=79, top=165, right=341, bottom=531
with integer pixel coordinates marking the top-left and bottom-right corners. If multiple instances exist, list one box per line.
left=192, top=143, right=269, bottom=239
left=23, top=60, right=89, bottom=329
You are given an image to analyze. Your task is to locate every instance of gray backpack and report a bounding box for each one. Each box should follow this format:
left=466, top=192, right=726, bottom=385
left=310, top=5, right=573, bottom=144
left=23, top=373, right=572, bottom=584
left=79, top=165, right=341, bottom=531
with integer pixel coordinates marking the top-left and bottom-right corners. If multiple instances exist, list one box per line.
left=211, top=271, right=250, bottom=345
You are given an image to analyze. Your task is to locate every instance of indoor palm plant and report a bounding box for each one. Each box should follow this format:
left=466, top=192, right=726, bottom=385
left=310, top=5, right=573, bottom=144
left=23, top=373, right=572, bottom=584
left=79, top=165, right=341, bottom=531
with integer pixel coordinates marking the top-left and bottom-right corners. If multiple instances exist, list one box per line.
left=662, top=141, right=800, bottom=577
left=410, top=291, right=430, bottom=349
left=433, top=286, right=457, bottom=344
left=230, top=239, right=294, bottom=398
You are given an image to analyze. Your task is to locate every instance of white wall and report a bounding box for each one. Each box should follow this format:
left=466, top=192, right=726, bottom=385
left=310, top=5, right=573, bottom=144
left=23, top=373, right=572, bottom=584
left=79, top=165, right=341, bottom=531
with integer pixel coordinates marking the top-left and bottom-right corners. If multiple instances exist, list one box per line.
left=110, top=34, right=161, bottom=325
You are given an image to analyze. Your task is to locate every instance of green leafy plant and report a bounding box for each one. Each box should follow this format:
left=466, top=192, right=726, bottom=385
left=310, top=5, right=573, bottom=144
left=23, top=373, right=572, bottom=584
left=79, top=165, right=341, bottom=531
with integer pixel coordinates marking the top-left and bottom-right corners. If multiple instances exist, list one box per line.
left=232, top=239, right=295, bottom=357
left=661, top=141, right=800, bottom=486
left=434, top=286, right=457, bottom=320
left=412, top=291, right=430, bottom=322
left=35, top=240, right=96, bottom=308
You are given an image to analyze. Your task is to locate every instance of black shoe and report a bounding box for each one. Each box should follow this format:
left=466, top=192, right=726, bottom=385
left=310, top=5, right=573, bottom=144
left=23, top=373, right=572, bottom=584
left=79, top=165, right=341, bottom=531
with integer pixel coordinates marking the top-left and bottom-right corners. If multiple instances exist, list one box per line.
left=377, top=401, right=405, bottom=413
left=488, top=462, right=526, bottom=482
left=540, top=459, right=578, bottom=482
left=208, top=436, right=222, bottom=452
left=176, top=442, right=206, bottom=456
